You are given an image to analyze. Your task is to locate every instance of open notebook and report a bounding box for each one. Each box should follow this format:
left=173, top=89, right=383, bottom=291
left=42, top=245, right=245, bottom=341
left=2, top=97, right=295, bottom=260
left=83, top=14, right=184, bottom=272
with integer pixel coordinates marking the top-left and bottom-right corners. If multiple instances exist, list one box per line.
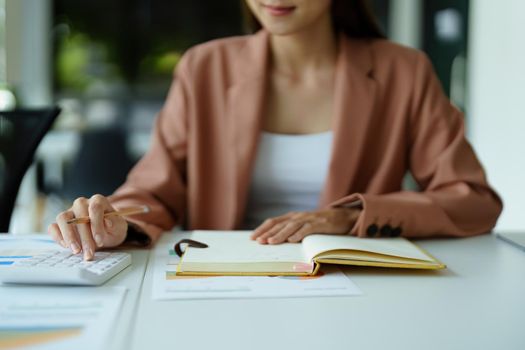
left=176, top=231, right=445, bottom=276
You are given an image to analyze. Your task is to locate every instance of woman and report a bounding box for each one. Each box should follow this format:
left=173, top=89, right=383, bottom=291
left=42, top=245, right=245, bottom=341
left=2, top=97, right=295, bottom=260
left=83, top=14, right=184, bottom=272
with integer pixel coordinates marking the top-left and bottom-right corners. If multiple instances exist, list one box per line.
left=49, top=0, right=502, bottom=261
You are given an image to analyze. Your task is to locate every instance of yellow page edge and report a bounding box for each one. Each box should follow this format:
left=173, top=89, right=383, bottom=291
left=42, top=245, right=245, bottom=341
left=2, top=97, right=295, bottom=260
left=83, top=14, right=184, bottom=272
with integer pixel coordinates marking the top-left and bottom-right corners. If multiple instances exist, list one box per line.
left=175, top=252, right=321, bottom=276
left=315, top=258, right=445, bottom=270
left=314, top=240, right=446, bottom=270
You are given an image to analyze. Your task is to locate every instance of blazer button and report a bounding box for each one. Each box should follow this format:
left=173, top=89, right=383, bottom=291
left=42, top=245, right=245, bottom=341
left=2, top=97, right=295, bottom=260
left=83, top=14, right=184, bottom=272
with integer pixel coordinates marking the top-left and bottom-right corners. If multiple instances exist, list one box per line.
left=391, top=227, right=402, bottom=237
left=380, top=224, right=392, bottom=237
left=366, top=224, right=379, bottom=237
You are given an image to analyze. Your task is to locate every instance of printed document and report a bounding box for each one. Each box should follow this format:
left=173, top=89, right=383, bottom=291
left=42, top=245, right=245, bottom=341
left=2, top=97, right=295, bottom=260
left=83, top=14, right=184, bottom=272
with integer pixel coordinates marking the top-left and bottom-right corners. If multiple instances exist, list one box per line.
left=151, top=233, right=362, bottom=300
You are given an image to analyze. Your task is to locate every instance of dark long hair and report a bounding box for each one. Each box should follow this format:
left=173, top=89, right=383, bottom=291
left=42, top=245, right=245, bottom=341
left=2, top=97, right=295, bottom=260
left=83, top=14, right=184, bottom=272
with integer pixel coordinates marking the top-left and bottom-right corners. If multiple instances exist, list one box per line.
left=241, top=0, right=385, bottom=39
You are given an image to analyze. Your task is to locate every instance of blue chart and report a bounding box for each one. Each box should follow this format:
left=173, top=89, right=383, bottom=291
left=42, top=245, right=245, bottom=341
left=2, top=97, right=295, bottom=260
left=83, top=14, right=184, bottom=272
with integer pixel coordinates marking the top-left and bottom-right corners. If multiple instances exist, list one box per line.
left=0, top=236, right=56, bottom=266
left=0, top=249, right=46, bottom=266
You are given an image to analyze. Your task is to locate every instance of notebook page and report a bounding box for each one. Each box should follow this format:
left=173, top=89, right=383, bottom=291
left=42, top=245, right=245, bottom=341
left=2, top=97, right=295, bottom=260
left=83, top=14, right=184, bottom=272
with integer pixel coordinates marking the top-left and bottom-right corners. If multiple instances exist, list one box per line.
left=302, top=234, right=433, bottom=262
left=182, top=231, right=308, bottom=264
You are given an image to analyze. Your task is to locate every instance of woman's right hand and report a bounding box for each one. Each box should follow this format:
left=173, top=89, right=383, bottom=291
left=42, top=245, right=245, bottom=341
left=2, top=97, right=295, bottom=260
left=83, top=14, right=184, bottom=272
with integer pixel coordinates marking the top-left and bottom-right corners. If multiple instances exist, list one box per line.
left=47, top=194, right=128, bottom=260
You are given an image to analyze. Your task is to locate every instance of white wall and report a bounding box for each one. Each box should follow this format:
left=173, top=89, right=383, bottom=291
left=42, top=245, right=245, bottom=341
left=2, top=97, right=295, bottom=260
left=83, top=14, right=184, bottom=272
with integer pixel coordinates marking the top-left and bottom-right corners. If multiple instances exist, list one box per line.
left=6, top=0, right=52, bottom=106
left=468, top=0, right=525, bottom=230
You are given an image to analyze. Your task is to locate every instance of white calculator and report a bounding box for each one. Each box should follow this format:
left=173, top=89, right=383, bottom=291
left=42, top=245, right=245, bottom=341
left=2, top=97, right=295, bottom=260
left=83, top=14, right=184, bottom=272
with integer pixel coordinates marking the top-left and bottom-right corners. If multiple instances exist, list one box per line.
left=0, top=250, right=131, bottom=286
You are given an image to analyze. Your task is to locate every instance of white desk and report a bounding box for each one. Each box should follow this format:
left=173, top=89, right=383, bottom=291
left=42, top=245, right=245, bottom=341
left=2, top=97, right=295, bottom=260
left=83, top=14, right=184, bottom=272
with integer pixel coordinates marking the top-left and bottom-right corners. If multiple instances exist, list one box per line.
left=131, top=233, right=525, bottom=350
left=0, top=242, right=148, bottom=350
left=103, top=249, right=149, bottom=350
left=1, top=234, right=524, bottom=350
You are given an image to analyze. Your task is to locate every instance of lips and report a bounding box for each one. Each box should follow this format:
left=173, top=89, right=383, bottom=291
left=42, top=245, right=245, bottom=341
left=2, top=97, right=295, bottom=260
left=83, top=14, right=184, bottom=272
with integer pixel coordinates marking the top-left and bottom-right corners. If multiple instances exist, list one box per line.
left=262, top=4, right=296, bottom=17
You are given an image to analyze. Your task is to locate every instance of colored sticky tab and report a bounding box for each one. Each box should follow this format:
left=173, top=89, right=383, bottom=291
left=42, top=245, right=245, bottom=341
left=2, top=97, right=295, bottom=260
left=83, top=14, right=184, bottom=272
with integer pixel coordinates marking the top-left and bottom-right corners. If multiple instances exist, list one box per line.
left=292, top=262, right=314, bottom=273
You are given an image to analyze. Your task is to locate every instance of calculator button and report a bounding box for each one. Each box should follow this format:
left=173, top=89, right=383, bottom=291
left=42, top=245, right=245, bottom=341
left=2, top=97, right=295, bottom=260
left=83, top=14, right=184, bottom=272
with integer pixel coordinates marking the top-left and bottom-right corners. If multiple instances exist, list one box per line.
left=0, top=249, right=131, bottom=285
left=53, top=263, right=70, bottom=268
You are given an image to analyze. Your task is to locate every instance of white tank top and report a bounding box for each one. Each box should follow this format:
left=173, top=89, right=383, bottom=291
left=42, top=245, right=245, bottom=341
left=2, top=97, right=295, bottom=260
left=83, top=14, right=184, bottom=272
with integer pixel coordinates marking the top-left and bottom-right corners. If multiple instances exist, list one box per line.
left=242, top=131, right=333, bottom=229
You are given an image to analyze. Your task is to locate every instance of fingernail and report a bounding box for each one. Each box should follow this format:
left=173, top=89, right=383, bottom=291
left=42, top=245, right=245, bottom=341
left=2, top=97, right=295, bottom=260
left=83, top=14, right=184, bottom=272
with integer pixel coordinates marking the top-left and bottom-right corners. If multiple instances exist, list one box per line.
left=94, top=234, right=103, bottom=247
left=104, top=218, right=113, bottom=228
left=84, top=248, right=93, bottom=260
left=59, top=240, right=67, bottom=248
left=70, top=242, right=80, bottom=254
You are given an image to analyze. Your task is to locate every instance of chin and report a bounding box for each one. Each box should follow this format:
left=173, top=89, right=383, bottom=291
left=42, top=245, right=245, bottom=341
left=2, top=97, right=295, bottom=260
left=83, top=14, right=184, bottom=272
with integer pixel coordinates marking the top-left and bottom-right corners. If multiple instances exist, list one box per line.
left=259, top=19, right=312, bottom=36
left=246, top=0, right=332, bottom=37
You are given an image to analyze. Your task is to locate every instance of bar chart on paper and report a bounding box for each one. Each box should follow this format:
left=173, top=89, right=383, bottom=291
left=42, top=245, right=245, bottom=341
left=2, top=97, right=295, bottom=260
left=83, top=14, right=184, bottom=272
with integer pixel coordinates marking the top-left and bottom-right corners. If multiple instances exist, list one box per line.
left=0, top=287, right=126, bottom=350
left=0, top=326, right=83, bottom=349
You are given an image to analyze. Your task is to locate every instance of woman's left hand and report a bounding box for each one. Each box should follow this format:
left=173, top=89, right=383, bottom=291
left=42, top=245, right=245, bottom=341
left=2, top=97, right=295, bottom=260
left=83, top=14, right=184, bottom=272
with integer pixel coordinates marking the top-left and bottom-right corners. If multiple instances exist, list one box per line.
left=250, top=208, right=361, bottom=244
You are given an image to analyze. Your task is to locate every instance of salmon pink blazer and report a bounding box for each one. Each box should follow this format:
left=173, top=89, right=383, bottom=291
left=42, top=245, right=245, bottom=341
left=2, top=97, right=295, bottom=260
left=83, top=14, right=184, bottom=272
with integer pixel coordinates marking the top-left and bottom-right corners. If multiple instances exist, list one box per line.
left=110, top=31, right=502, bottom=243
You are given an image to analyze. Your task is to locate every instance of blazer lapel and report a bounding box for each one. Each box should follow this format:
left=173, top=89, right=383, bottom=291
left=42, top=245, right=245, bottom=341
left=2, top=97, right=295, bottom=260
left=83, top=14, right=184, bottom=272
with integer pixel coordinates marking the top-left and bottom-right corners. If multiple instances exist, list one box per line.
left=319, top=37, right=378, bottom=207
left=226, top=31, right=270, bottom=228
left=225, top=32, right=378, bottom=225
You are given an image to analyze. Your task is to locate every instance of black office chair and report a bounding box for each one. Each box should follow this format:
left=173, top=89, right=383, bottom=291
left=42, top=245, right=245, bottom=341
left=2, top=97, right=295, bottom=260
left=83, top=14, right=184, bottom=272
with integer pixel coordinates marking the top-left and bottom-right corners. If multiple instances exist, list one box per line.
left=61, top=126, right=136, bottom=201
left=0, top=107, right=61, bottom=232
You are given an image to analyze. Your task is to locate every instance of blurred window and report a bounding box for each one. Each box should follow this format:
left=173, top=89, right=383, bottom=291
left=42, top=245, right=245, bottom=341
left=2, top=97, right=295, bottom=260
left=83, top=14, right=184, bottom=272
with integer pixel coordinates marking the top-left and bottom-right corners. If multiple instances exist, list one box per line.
left=53, top=0, right=244, bottom=102
left=43, top=1, right=245, bottom=218
left=0, top=0, right=5, bottom=84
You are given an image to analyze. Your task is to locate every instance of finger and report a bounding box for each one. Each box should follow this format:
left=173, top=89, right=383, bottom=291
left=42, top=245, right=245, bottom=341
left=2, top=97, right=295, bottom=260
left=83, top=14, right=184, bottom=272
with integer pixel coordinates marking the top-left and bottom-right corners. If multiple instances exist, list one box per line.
left=256, top=222, right=288, bottom=244
left=47, top=223, right=67, bottom=248
left=267, top=221, right=304, bottom=244
left=251, top=216, right=288, bottom=240
left=72, top=197, right=96, bottom=261
left=257, top=211, right=306, bottom=243
left=287, top=223, right=315, bottom=243
left=290, top=211, right=310, bottom=220
left=56, top=210, right=81, bottom=254
left=102, top=217, right=127, bottom=247
left=88, top=194, right=113, bottom=248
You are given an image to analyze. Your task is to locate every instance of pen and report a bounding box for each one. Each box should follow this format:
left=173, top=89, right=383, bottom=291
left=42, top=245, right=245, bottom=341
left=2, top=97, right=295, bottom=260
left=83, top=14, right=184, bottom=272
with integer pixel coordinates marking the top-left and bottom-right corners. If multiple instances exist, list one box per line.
left=66, top=205, right=150, bottom=225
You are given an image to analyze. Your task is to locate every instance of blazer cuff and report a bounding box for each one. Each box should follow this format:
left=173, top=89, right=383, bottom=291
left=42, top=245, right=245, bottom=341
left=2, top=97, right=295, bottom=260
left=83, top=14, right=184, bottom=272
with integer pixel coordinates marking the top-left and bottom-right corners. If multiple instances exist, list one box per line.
left=329, top=193, right=404, bottom=238
left=123, top=222, right=153, bottom=247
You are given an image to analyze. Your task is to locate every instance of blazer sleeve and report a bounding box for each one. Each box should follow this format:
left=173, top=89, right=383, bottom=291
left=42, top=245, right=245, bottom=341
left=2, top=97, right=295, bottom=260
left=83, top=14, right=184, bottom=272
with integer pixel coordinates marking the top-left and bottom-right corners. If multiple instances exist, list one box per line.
left=108, top=61, right=192, bottom=243
left=330, top=52, right=503, bottom=238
